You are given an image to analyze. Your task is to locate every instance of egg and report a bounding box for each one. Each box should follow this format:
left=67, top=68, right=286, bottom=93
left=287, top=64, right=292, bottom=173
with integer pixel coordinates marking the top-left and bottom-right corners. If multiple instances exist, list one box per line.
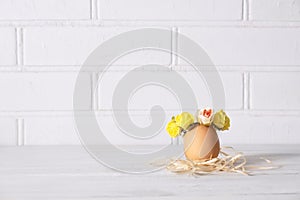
left=183, top=124, right=220, bottom=161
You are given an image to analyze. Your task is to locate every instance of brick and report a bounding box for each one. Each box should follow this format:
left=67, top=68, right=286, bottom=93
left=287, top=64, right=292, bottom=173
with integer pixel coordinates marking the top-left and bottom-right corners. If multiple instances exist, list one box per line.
left=0, top=118, right=17, bottom=145
left=175, top=71, right=243, bottom=110
left=98, top=0, right=243, bottom=20
left=179, top=27, right=300, bottom=66
left=250, top=72, right=300, bottom=110
left=24, top=113, right=171, bottom=145
left=24, top=116, right=80, bottom=145
left=219, top=113, right=300, bottom=144
left=98, top=71, right=243, bottom=110
left=25, top=112, right=300, bottom=145
left=0, top=73, right=91, bottom=111
left=250, top=0, right=300, bottom=21
left=95, top=112, right=172, bottom=145
left=0, top=0, right=90, bottom=20
left=0, top=28, right=16, bottom=65
left=24, top=27, right=171, bottom=66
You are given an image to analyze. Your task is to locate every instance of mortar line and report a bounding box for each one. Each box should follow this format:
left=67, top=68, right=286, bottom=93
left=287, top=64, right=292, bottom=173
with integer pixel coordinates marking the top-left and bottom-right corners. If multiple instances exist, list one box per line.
left=17, top=118, right=25, bottom=146
left=91, top=0, right=98, bottom=20
left=16, top=27, right=24, bottom=68
left=243, top=72, right=250, bottom=110
left=91, top=73, right=99, bottom=110
left=3, top=20, right=300, bottom=28
left=243, top=0, right=250, bottom=21
left=171, top=27, right=178, bottom=70
left=15, top=119, right=18, bottom=146
left=247, top=72, right=251, bottom=109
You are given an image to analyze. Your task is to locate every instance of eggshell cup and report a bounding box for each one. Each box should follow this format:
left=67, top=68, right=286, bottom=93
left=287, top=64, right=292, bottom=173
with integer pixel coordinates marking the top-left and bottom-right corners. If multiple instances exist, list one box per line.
left=183, top=124, right=220, bottom=161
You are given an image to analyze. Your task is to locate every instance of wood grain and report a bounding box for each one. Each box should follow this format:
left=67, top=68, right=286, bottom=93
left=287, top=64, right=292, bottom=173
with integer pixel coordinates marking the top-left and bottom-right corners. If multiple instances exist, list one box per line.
left=0, top=145, right=299, bottom=199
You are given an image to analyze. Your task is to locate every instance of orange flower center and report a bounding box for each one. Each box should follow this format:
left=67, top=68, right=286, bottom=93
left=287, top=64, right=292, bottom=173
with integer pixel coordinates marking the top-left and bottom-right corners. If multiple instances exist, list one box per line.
left=203, top=109, right=212, bottom=118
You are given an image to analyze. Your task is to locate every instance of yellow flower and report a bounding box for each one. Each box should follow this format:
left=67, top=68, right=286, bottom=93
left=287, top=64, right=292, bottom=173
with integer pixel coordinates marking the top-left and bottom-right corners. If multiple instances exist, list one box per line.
left=166, top=117, right=181, bottom=138
left=213, top=110, right=230, bottom=131
left=175, top=112, right=195, bottom=131
left=223, top=115, right=230, bottom=130
left=166, top=112, right=195, bottom=138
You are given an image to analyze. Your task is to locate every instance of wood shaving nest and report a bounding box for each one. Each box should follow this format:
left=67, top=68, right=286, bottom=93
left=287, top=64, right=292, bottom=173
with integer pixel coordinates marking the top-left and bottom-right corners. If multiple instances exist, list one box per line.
left=165, top=146, right=278, bottom=176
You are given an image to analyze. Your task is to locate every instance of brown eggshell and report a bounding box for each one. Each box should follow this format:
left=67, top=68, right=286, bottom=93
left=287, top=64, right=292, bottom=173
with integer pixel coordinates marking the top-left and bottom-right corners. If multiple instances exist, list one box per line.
left=183, top=124, right=220, bottom=161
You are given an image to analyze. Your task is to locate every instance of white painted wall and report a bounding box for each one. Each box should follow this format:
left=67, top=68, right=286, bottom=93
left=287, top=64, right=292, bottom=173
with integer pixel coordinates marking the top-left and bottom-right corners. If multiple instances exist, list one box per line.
left=0, top=0, right=300, bottom=145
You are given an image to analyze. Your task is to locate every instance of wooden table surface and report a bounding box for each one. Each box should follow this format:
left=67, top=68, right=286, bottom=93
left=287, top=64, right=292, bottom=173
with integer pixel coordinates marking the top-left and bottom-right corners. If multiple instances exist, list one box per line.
left=0, top=145, right=299, bottom=199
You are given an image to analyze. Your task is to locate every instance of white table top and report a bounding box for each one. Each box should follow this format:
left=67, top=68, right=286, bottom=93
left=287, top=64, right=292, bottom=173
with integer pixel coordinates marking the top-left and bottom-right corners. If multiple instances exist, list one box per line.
left=0, top=145, right=299, bottom=199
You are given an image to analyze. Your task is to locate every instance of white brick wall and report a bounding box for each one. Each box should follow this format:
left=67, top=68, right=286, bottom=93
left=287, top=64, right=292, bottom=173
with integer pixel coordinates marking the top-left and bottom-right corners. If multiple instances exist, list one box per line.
left=0, top=0, right=90, bottom=20
left=0, top=0, right=300, bottom=145
left=98, top=0, right=243, bottom=21
left=24, top=116, right=81, bottom=145
left=178, top=27, right=300, bottom=66
left=219, top=113, right=300, bottom=144
left=24, top=27, right=172, bottom=66
left=98, top=71, right=243, bottom=110
left=0, top=73, right=91, bottom=111
left=0, top=28, right=16, bottom=65
left=0, top=118, right=17, bottom=145
left=250, top=72, right=300, bottom=110
left=23, top=112, right=172, bottom=145
left=250, top=0, right=300, bottom=21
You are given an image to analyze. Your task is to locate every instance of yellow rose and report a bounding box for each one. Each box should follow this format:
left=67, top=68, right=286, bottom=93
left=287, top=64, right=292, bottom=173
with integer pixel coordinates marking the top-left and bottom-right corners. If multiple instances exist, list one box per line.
left=166, top=117, right=181, bottom=138
left=175, top=112, right=195, bottom=131
left=166, top=112, right=195, bottom=138
left=223, top=115, right=230, bottom=130
left=213, top=110, right=230, bottom=131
